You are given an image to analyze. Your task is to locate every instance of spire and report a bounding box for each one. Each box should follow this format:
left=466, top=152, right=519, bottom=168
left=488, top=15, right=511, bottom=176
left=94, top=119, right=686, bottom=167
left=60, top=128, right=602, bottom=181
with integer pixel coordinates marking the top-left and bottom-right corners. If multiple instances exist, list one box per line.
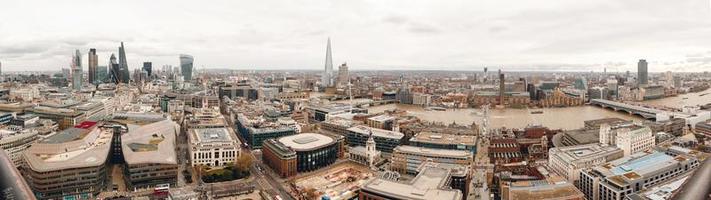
left=322, top=37, right=334, bottom=87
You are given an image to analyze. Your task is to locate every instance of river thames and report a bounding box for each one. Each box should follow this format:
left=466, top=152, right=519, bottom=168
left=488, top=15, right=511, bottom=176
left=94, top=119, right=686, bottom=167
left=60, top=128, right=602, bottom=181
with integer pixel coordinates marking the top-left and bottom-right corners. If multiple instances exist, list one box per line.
left=363, top=88, right=711, bottom=130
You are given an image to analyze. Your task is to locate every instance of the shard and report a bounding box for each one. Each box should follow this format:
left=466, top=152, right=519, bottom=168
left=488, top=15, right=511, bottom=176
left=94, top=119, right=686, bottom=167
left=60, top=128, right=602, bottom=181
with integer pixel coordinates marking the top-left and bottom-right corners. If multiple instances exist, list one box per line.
left=322, top=38, right=334, bottom=87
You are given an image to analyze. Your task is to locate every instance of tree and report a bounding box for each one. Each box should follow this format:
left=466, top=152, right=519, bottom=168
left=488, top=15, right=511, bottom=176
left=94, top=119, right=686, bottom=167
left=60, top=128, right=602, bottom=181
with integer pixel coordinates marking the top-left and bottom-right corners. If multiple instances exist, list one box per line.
left=234, top=153, right=253, bottom=173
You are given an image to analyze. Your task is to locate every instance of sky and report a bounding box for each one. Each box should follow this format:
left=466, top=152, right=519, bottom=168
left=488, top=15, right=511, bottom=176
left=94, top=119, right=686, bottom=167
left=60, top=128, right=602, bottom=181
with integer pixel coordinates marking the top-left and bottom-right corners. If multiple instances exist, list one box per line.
left=1, top=0, right=711, bottom=72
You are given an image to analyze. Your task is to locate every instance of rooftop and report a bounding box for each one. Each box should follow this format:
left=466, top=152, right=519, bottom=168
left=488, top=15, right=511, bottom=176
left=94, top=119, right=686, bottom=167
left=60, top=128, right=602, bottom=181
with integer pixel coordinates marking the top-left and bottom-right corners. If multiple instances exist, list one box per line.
left=347, top=125, right=404, bottom=140
left=549, top=143, right=623, bottom=165
left=277, top=133, right=336, bottom=152
left=593, top=151, right=696, bottom=187
left=191, top=128, right=233, bottom=143
left=122, top=120, right=179, bottom=165
left=395, top=145, right=472, bottom=159
left=368, top=115, right=395, bottom=122
left=507, top=177, right=584, bottom=199
left=24, top=123, right=111, bottom=172
left=361, top=162, right=462, bottom=200
left=410, top=131, right=477, bottom=146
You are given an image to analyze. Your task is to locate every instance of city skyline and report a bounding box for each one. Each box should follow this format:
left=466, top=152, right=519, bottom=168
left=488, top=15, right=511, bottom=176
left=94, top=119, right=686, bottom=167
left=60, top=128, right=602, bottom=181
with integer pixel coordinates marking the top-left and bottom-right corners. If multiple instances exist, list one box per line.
left=1, top=0, right=711, bottom=72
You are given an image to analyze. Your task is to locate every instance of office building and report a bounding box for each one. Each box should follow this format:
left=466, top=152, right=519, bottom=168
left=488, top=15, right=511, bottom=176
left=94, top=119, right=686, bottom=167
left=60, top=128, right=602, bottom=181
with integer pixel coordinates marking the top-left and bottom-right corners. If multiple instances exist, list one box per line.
left=409, top=131, right=478, bottom=153
left=637, top=59, right=648, bottom=87
left=366, top=115, right=395, bottom=130
left=23, top=121, right=110, bottom=200
left=499, top=71, right=505, bottom=105
left=337, top=62, right=348, bottom=87
left=322, top=38, right=334, bottom=87
left=0, top=129, right=39, bottom=166
left=218, top=86, right=259, bottom=101
left=390, top=145, right=472, bottom=174
left=97, top=65, right=108, bottom=83
left=122, top=120, right=179, bottom=189
left=88, top=48, right=98, bottom=84
left=599, top=123, right=654, bottom=156
left=579, top=151, right=700, bottom=200
left=501, top=175, right=585, bottom=200
left=180, top=54, right=194, bottom=81
left=109, top=53, right=121, bottom=84
left=262, top=133, right=343, bottom=177
left=142, top=62, right=152, bottom=77
left=28, top=106, right=85, bottom=129
left=188, top=128, right=240, bottom=167
left=346, top=125, right=404, bottom=153
left=359, top=162, right=465, bottom=200
left=72, top=49, right=83, bottom=90
left=118, top=42, right=130, bottom=83
left=547, top=143, right=624, bottom=181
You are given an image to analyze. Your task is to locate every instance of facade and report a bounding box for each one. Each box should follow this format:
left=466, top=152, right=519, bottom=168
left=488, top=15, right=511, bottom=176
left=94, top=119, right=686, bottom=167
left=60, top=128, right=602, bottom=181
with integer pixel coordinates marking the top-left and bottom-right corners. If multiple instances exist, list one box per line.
left=366, top=115, right=395, bottom=130
left=118, top=42, right=130, bottom=83
left=22, top=121, right=110, bottom=200
left=471, top=91, right=531, bottom=107
left=346, top=125, right=404, bottom=153
left=0, top=129, right=39, bottom=166
left=219, top=86, right=259, bottom=101
left=501, top=175, right=585, bottom=200
left=28, top=106, right=85, bottom=129
left=359, top=162, right=464, bottom=200
left=142, top=62, right=152, bottom=77
left=122, top=120, right=179, bottom=189
left=180, top=54, right=194, bottom=81
left=637, top=59, right=648, bottom=87
left=390, top=145, right=472, bottom=174
left=337, top=63, right=348, bottom=87
left=599, top=123, right=654, bottom=156
left=262, top=133, right=341, bottom=177
left=322, top=38, right=334, bottom=87
left=109, top=53, right=121, bottom=84
left=72, top=49, right=83, bottom=90
left=696, top=120, right=711, bottom=137
left=348, top=133, right=381, bottom=168
left=409, top=131, right=477, bottom=153
left=188, top=128, right=240, bottom=167
left=547, top=143, right=624, bottom=181
left=88, top=48, right=98, bottom=84
left=579, top=151, right=700, bottom=200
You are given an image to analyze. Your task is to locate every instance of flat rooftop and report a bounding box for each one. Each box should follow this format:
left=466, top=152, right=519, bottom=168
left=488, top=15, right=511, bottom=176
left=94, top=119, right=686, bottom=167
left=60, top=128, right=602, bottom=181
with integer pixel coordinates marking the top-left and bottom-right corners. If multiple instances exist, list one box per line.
left=593, top=151, right=695, bottom=186
left=368, top=115, right=394, bottom=122
left=508, top=180, right=584, bottom=199
left=410, top=131, right=477, bottom=146
left=361, top=163, right=462, bottom=200
left=192, top=128, right=233, bottom=143
left=395, top=145, right=472, bottom=159
left=549, top=143, right=623, bottom=164
left=122, top=120, right=179, bottom=165
left=24, top=124, right=111, bottom=172
left=277, top=133, right=335, bottom=152
left=347, top=125, right=404, bottom=140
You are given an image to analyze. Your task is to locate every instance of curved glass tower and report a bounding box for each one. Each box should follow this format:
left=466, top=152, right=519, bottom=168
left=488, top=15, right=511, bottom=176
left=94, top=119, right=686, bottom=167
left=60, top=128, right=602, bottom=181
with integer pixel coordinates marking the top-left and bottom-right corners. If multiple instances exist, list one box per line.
left=180, top=54, right=194, bottom=81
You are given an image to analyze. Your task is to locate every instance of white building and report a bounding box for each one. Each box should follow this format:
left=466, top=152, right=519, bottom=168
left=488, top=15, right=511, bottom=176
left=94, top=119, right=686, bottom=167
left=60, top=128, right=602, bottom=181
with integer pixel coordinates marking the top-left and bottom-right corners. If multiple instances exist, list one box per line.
left=412, top=93, right=432, bottom=106
left=599, top=123, right=655, bottom=156
left=188, top=128, right=240, bottom=167
left=348, top=133, right=381, bottom=168
left=0, top=129, right=39, bottom=166
left=547, top=143, right=624, bottom=181
left=615, top=126, right=654, bottom=156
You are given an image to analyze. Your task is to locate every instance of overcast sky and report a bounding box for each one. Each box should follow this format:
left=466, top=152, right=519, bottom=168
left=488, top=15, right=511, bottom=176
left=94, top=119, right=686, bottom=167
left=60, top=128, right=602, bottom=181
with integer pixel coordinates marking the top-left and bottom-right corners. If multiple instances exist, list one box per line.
left=1, top=0, right=711, bottom=72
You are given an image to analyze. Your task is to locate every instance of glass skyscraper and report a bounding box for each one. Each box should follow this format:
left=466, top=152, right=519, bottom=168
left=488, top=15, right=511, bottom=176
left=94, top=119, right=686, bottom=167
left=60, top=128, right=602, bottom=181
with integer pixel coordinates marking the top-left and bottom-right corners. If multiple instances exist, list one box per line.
left=180, top=54, right=194, bottom=81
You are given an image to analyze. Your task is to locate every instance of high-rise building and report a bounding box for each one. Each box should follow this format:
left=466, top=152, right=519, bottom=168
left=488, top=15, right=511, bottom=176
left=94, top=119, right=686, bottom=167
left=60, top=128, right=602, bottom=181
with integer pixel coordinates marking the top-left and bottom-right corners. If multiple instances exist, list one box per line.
left=109, top=54, right=121, bottom=84
left=97, top=66, right=108, bottom=84
left=142, top=62, right=152, bottom=77
left=180, top=54, right=194, bottom=81
left=118, top=42, right=130, bottom=83
left=322, top=38, right=334, bottom=88
left=88, top=48, right=98, bottom=84
left=637, top=59, right=648, bottom=87
left=337, top=63, right=348, bottom=87
left=72, top=49, right=83, bottom=90
left=499, top=70, right=505, bottom=105
left=0, top=61, right=3, bottom=75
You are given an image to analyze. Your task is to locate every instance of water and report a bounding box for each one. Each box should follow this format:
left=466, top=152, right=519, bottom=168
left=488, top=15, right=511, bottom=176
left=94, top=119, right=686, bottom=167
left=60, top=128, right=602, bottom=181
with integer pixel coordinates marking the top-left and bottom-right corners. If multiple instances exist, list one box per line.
left=644, top=88, right=711, bottom=108
left=367, top=104, right=641, bottom=130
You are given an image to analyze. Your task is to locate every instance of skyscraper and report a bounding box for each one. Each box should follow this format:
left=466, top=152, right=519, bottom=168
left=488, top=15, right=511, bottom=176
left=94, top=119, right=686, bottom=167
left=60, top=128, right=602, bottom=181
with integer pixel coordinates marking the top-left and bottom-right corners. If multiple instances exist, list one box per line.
left=143, top=62, right=152, bottom=77
left=499, top=70, right=505, bottom=106
left=180, top=54, right=194, bottom=81
left=0, top=61, right=2, bottom=75
left=637, top=59, right=648, bottom=87
left=337, top=62, right=349, bottom=87
left=88, top=48, right=98, bottom=84
left=118, top=42, right=130, bottom=83
left=72, top=50, right=83, bottom=90
left=109, top=54, right=120, bottom=84
left=322, top=38, right=334, bottom=87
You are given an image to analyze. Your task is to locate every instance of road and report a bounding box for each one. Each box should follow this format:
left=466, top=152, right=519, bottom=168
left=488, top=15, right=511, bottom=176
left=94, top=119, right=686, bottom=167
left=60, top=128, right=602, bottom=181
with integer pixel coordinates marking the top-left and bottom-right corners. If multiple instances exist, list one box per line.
left=223, top=111, right=295, bottom=200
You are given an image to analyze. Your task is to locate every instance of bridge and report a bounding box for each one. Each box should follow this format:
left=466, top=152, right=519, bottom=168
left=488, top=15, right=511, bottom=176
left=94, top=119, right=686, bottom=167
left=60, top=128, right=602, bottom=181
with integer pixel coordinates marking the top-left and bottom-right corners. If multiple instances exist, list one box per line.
left=589, top=99, right=665, bottom=120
